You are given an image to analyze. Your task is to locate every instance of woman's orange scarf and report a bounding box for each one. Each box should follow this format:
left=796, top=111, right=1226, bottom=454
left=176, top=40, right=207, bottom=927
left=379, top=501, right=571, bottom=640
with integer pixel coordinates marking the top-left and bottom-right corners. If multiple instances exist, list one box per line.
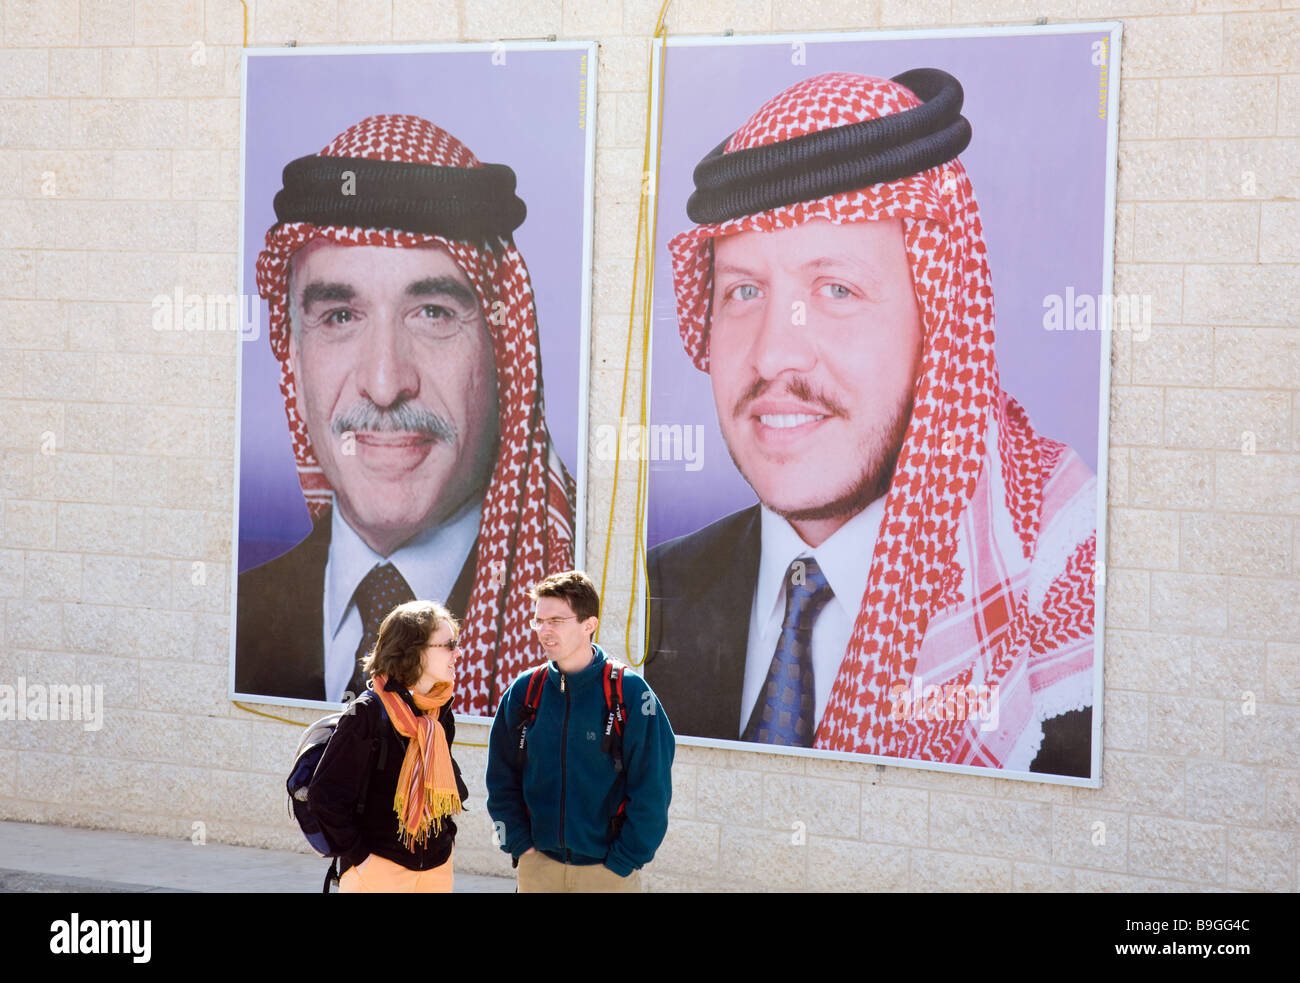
left=372, top=675, right=462, bottom=849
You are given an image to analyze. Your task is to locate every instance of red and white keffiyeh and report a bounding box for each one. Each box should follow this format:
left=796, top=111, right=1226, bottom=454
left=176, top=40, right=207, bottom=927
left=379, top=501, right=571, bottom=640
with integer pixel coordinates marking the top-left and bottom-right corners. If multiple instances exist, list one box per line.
left=667, top=74, right=1097, bottom=769
left=256, top=115, right=576, bottom=715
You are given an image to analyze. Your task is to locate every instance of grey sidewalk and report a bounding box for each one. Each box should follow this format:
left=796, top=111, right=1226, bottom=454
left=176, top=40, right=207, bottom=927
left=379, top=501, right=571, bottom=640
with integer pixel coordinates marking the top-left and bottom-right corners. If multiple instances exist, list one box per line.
left=0, top=820, right=514, bottom=893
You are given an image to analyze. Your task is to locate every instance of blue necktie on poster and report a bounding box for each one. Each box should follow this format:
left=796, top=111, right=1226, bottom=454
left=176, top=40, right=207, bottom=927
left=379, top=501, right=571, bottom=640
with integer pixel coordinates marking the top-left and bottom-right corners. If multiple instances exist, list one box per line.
left=349, top=563, right=416, bottom=699
left=743, top=557, right=834, bottom=747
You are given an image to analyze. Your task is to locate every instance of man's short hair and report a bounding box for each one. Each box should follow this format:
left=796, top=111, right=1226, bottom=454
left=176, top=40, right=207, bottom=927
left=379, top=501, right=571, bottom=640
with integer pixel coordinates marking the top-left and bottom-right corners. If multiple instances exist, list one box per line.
left=361, top=600, right=459, bottom=689
left=529, top=570, right=599, bottom=623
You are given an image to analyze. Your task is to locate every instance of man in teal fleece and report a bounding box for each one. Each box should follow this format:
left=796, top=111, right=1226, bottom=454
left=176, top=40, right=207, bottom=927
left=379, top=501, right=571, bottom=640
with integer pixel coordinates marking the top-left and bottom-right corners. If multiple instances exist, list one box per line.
left=486, top=569, right=675, bottom=892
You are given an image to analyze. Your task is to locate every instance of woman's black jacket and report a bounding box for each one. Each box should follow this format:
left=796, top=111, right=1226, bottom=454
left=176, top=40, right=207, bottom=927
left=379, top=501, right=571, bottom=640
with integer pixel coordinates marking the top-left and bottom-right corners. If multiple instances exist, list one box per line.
left=307, top=678, right=469, bottom=872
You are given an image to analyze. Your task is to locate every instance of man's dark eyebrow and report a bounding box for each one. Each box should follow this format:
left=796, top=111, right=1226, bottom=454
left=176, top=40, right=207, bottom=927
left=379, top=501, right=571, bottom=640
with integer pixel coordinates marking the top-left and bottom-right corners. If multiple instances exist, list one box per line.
left=299, top=281, right=355, bottom=308
left=406, top=276, right=478, bottom=308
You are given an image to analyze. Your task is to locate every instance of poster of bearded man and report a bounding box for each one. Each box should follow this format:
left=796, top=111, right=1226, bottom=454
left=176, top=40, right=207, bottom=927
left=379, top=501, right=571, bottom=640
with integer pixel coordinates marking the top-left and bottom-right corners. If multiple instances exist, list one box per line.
left=230, top=43, right=596, bottom=714
left=644, top=25, right=1121, bottom=785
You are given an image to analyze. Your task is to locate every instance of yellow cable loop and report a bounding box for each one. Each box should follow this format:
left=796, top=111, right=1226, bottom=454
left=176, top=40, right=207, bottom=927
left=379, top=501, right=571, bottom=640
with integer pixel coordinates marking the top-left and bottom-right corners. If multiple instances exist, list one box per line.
left=598, top=0, right=672, bottom=667
left=234, top=700, right=305, bottom=726
left=239, top=1, right=248, bottom=47
left=625, top=35, right=668, bottom=666
left=630, top=12, right=671, bottom=666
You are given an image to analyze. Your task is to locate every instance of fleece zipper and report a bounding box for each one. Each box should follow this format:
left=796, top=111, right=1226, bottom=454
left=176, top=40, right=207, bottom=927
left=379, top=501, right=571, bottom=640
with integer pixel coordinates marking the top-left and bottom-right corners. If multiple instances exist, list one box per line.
left=559, top=670, right=571, bottom=862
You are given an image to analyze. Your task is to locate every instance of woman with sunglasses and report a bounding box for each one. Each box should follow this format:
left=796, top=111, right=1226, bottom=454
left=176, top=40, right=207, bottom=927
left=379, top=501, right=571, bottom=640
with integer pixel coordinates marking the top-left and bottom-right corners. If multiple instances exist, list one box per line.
left=309, top=600, right=469, bottom=892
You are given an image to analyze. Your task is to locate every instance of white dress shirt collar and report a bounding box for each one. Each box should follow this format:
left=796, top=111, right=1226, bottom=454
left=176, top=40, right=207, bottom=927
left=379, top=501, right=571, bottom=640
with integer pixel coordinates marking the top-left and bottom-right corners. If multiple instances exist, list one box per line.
left=754, top=494, right=889, bottom=635
left=325, top=497, right=482, bottom=640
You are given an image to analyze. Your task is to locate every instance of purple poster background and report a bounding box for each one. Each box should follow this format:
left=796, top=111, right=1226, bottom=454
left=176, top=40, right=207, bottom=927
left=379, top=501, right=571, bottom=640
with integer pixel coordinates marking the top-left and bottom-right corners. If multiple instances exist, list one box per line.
left=648, top=31, right=1111, bottom=546
left=239, top=46, right=591, bottom=570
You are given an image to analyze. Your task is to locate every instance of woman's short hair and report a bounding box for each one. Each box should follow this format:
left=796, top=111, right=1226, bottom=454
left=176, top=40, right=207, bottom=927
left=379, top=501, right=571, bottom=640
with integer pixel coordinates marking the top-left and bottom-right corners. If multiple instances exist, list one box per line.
left=360, top=600, right=459, bottom=689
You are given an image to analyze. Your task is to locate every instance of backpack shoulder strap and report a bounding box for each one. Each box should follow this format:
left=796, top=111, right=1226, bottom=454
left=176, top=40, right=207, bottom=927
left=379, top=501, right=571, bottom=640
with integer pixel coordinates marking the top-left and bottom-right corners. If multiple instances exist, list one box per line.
left=601, top=661, right=627, bottom=773
left=514, top=666, right=549, bottom=768
left=354, top=691, right=390, bottom=816
left=522, top=665, right=548, bottom=716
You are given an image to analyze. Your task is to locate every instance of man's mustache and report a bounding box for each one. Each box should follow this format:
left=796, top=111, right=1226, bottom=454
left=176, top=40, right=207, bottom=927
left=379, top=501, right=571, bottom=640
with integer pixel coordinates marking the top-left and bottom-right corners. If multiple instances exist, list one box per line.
left=331, top=399, right=457, bottom=442
left=732, top=375, right=850, bottom=420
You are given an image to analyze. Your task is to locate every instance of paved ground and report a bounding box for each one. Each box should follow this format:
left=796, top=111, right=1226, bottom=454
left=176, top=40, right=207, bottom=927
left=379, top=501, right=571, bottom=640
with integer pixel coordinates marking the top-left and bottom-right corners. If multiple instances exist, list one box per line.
left=0, top=820, right=514, bottom=893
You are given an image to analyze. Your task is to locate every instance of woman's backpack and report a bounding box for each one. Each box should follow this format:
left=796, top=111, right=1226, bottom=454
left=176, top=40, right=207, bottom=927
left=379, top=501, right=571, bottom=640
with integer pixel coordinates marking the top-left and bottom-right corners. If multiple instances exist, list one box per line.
left=286, top=693, right=391, bottom=891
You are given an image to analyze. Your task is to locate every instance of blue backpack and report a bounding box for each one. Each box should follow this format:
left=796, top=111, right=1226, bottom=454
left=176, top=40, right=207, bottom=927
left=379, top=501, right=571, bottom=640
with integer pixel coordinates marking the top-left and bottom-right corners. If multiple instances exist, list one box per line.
left=286, top=693, right=391, bottom=891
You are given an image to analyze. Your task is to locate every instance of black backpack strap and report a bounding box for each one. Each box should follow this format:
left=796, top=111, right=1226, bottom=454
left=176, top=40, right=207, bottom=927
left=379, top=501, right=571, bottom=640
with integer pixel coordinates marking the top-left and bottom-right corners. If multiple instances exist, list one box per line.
left=606, top=797, right=630, bottom=842
left=601, top=662, right=626, bottom=773
left=323, top=857, right=340, bottom=893
left=514, top=667, right=548, bottom=768
left=354, top=692, right=390, bottom=818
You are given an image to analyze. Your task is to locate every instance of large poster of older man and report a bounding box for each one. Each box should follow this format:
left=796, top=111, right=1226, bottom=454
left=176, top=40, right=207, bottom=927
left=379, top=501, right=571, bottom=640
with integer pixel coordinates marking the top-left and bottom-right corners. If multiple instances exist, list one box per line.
left=232, top=43, right=595, bottom=713
left=645, top=26, right=1121, bottom=784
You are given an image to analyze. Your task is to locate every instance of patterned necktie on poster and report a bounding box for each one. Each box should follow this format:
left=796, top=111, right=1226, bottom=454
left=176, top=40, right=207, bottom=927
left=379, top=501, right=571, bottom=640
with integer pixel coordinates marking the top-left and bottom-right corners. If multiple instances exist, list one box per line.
left=348, top=563, right=416, bottom=700
left=743, top=557, right=835, bottom=747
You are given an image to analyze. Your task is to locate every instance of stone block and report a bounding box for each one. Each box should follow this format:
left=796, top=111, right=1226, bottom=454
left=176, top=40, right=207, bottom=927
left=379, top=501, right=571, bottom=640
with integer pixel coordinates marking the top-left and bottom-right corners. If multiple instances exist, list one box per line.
left=56, top=504, right=144, bottom=554
left=1156, top=77, right=1276, bottom=138
left=1117, top=139, right=1206, bottom=200
left=859, top=783, right=929, bottom=846
left=338, top=0, right=396, bottom=40
left=717, top=826, right=807, bottom=891
left=0, top=48, right=48, bottom=98
left=5, top=0, right=79, bottom=44
left=762, top=774, right=859, bottom=839
left=1214, top=326, right=1300, bottom=389
left=1128, top=814, right=1225, bottom=883
left=805, top=837, right=909, bottom=891
left=650, top=818, right=720, bottom=877
left=928, top=792, right=1052, bottom=861
left=695, top=766, right=763, bottom=826
left=1108, top=386, right=1164, bottom=447
left=1181, top=513, right=1291, bottom=577
left=0, top=500, right=56, bottom=549
left=1193, top=636, right=1269, bottom=702
left=1011, top=861, right=1074, bottom=892
left=23, top=550, right=81, bottom=602
left=910, top=849, right=1011, bottom=892
left=880, top=0, right=951, bottom=27
left=1106, top=507, right=1178, bottom=570
left=49, top=47, right=100, bottom=96
left=1149, top=572, right=1229, bottom=634
left=1186, top=759, right=1269, bottom=825
left=464, top=0, right=560, bottom=38
left=1128, top=448, right=1212, bottom=509
left=1050, top=804, right=1129, bottom=870
left=1134, top=202, right=1258, bottom=263
left=1132, top=326, right=1212, bottom=387
left=103, top=47, right=157, bottom=97
left=1185, top=265, right=1300, bottom=327
left=1224, top=701, right=1300, bottom=766
left=1215, top=451, right=1299, bottom=515
left=1146, top=694, right=1225, bottom=757
left=1105, top=690, right=1148, bottom=751
left=1122, top=13, right=1222, bottom=77
left=138, top=659, right=228, bottom=716
left=1227, top=827, right=1293, bottom=892
left=1265, top=642, right=1300, bottom=702
left=1078, top=750, right=1184, bottom=815
left=1223, top=11, right=1300, bottom=73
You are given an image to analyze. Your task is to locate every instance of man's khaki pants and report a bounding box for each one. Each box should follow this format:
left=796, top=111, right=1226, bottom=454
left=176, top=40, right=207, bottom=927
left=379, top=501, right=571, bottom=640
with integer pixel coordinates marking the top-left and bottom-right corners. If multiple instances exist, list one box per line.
left=516, top=850, right=642, bottom=893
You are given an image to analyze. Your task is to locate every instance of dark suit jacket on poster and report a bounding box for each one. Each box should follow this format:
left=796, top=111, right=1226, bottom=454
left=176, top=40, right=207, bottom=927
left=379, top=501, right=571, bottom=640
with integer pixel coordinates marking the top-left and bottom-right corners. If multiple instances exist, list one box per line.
left=645, top=506, right=1092, bottom=777
left=235, top=515, right=477, bottom=703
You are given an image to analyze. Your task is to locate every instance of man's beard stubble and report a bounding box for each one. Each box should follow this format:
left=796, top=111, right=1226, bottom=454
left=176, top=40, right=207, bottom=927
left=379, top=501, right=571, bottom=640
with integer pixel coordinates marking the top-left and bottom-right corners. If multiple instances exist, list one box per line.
left=727, top=377, right=916, bottom=527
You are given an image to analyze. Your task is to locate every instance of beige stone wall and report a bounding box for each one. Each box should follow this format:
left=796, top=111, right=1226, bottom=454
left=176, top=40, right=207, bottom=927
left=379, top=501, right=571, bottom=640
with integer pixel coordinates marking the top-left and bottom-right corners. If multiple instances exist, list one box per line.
left=0, top=0, right=1296, bottom=891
